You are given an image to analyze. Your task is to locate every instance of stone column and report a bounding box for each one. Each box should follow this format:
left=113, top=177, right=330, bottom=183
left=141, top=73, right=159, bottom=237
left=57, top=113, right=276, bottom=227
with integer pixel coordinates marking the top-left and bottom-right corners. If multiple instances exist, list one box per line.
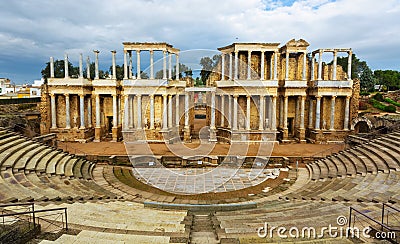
left=233, top=95, right=238, bottom=130
left=79, top=95, right=85, bottom=129
left=86, top=56, right=91, bottom=79
left=111, top=50, right=116, bottom=79
left=347, top=50, right=352, bottom=80
left=273, top=52, right=278, bottom=80
left=137, top=94, right=142, bottom=129
left=168, top=95, right=173, bottom=128
left=333, top=50, right=337, bottom=80
left=228, top=95, right=232, bottom=128
left=269, top=54, right=273, bottom=80
left=308, top=98, right=313, bottom=128
left=128, top=95, right=133, bottom=129
left=129, top=51, right=133, bottom=79
left=150, top=50, right=154, bottom=79
left=259, top=95, right=264, bottom=130
left=271, top=96, right=277, bottom=130
left=87, top=96, right=92, bottom=127
left=229, top=53, right=233, bottom=80
left=279, top=96, right=283, bottom=128
left=123, top=95, right=129, bottom=130
left=311, top=53, right=315, bottom=80
left=330, top=96, right=336, bottom=130
left=176, top=54, right=180, bottom=80
left=283, top=95, right=288, bottom=130
left=317, top=50, right=323, bottom=80
left=65, top=93, right=70, bottom=129
left=150, top=95, right=154, bottom=129
left=64, top=54, right=69, bottom=78
left=112, top=95, right=117, bottom=128
left=260, top=51, right=265, bottom=80
left=124, top=51, right=128, bottom=79
left=344, top=96, right=350, bottom=130
left=50, top=94, right=57, bottom=129
left=247, top=51, right=252, bottom=80
left=221, top=53, right=225, bottom=80
left=285, top=52, right=289, bottom=80
left=175, top=94, right=180, bottom=126
left=302, top=52, right=307, bottom=80
left=78, top=54, right=83, bottom=78
left=211, top=91, right=216, bottom=129
left=300, top=96, right=305, bottom=129
left=295, top=96, right=299, bottom=127
left=234, top=51, right=239, bottom=80
left=50, top=57, right=54, bottom=78
left=219, top=95, right=224, bottom=126
left=95, top=95, right=100, bottom=128
left=162, top=94, right=168, bottom=130
left=315, top=96, right=321, bottom=130
left=184, top=93, right=189, bottom=129
left=136, top=50, right=141, bottom=79
left=246, top=95, right=251, bottom=130
left=168, top=52, right=172, bottom=80
left=94, top=50, right=99, bottom=79
left=163, top=51, right=167, bottom=79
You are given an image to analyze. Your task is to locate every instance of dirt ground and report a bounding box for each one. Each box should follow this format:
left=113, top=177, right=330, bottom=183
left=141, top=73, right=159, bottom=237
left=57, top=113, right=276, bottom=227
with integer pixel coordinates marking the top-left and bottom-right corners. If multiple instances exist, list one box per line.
left=58, top=141, right=344, bottom=157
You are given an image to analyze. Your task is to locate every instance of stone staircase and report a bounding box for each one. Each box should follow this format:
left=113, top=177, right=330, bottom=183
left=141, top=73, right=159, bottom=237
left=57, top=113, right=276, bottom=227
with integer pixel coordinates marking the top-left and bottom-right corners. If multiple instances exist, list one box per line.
left=189, top=212, right=219, bottom=244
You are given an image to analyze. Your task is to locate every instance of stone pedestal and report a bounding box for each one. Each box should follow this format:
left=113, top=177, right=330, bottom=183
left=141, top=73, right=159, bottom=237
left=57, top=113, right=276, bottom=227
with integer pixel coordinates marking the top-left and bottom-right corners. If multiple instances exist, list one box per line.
left=184, top=126, right=191, bottom=142
left=94, top=127, right=101, bottom=142
left=209, top=128, right=217, bottom=142
left=298, top=128, right=306, bottom=143
left=112, top=127, right=118, bottom=142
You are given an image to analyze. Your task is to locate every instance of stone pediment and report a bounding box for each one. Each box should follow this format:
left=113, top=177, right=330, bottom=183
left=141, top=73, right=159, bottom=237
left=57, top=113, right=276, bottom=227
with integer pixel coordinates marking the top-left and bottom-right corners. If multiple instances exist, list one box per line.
left=284, top=38, right=310, bottom=48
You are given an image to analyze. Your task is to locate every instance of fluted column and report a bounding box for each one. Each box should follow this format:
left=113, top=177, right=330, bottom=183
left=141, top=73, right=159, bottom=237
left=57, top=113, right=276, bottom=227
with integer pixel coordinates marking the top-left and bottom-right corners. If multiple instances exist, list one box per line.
left=136, top=50, right=141, bottom=79
left=79, top=54, right=83, bottom=78
left=283, top=95, right=288, bottom=130
left=259, top=95, right=264, bottom=130
left=168, top=94, right=173, bottom=128
left=64, top=54, right=69, bottom=78
left=162, top=94, right=168, bottom=130
left=302, top=52, right=307, bottom=80
left=271, top=96, right=277, bottom=130
left=234, top=51, right=239, bottom=80
left=317, top=50, right=323, bottom=80
left=176, top=54, right=180, bottom=80
left=150, top=95, right=155, bottom=129
left=279, top=96, right=283, bottom=128
left=220, top=95, right=225, bottom=126
left=129, top=51, right=133, bottom=79
left=94, top=50, right=99, bottom=79
left=247, top=51, right=252, bottom=80
left=285, top=52, right=289, bottom=80
left=123, top=51, right=128, bottom=79
left=65, top=93, right=70, bottom=129
left=246, top=95, right=251, bottom=130
left=50, top=94, right=56, bottom=129
left=308, top=98, right=313, bottom=128
left=221, top=54, right=225, bottom=80
left=50, top=57, right=54, bottom=78
left=175, top=94, right=180, bottom=126
left=95, top=95, right=100, bottom=128
left=150, top=50, right=154, bottom=79
left=311, top=53, right=315, bottom=80
left=333, top=51, right=337, bottom=80
left=136, top=94, right=142, bottom=129
left=347, top=50, right=352, bottom=80
left=300, top=96, right=305, bottom=129
left=163, top=51, right=167, bottom=79
left=87, top=96, right=92, bottom=127
left=184, top=93, right=189, bottom=129
left=112, top=95, right=117, bottom=128
left=123, top=95, right=129, bottom=130
left=168, top=52, right=172, bottom=79
left=79, top=95, right=85, bottom=129
left=273, top=52, right=278, bottom=80
left=315, top=96, right=321, bottom=130
left=260, top=51, right=265, bottom=80
left=128, top=95, right=133, bottom=129
left=86, top=56, right=91, bottom=79
left=228, top=95, right=232, bottom=128
left=229, top=53, right=233, bottom=80
left=211, top=91, right=216, bottom=129
left=330, top=96, right=336, bottom=130
left=233, top=95, right=238, bottom=130
left=344, top=96, right=350, bottom=130
left=111, top=50, right=116, bottom=79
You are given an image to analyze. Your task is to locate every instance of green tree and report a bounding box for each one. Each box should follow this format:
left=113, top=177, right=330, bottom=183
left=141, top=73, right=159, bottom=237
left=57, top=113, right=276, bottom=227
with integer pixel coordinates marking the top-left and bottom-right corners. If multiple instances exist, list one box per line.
left=374, top=70, right=400, bottom=91
left=199, top=54, right=220, bottom=84
left=336, top=54, right=375, bottom=91
left=41, top=60, right=78, bottom=79
left=109, top=65, right=124, bottom=80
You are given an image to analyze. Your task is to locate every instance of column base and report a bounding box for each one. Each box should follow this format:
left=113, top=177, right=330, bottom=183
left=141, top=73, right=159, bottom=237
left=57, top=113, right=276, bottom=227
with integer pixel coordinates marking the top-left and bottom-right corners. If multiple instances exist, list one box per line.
left=112, top=127, right=118, bottom=142
left=79, top=126, right=86, bottom=130
left=184, top=126, right=191, bottom=142
left=209, top=128, right=217, bottom=142
left=94, top=127, right=101, bottom=142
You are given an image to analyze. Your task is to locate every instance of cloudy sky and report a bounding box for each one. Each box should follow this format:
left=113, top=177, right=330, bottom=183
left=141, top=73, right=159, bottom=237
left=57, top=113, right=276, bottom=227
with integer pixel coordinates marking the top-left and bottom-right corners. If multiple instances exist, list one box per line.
left=0, top=0, right=399, bottom=83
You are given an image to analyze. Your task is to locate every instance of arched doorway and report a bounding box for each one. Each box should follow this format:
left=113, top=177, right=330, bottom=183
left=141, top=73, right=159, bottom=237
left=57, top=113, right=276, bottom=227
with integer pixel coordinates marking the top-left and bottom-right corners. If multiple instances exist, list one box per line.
left=354, top=121, right=370, bottom=133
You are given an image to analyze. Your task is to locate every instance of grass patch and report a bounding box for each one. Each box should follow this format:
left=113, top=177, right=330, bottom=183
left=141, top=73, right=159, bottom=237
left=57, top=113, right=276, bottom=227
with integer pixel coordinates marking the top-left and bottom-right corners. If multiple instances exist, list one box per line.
left=384, top=97, right=400, bottom=107
left=369, top=98, right=396, bottom=113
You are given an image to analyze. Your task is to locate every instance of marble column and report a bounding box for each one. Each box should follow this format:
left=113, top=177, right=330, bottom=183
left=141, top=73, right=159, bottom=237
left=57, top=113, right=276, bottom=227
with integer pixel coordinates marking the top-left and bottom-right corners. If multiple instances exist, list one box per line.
left=233, top=95, right=238, bottom=130
left=64, top=54, right=69, bottom=78
left=175, top=94, right=180, bottom=126
left=344, top=96, right=350, bottom=130
left=234, top=51, right=239, bottom=80
left=315, top=96, right=321, bottom=130
left=308, top=98, right=313, bottom=128
left=128, top=96, right=133, bottom=129
left=260, top=51, right=265, bottom=80
left=163, top=51, right=167, bottom=79
left=211, top=92, right=216, bottom=129
left=228, top=95, right=232, bottom=128
left=112, top=95, right=117, bottom=128
left=317, top=50, right=323, bottom=80
left=184, top=93, right=189, bottom=129
left=168, top=52, right=172, bottom=80
left=302, top=52, right=307, bottom=80
left=95, top=95, right=100, bottom=128
left=311, top=53, right=315, bottom=80
left=333, top=51, right=337, bottom=80
left=162, top=94, right=168, bottom=130
left=150, top=95, right=154, bottom=129
left=283, top=95, right=288, bottom=130
left=94, top=50, right=99, bottom=79
left=246, top=95, right=251, bottom=130
left=271, top=96, right=277, bottom=130
left=168, top=95, right=173, bottom=128
left=86, top=56, right=91, bottom=79
left=150, top=50, right=154, bottom=79
left=79, top=95, right=85, bottom=129
left=300, top=96, right=305, bottom=129
left=65, top=93, right=70, bottom=129
left=229, top=53, right=233, bottom=80
left=137, top=94, right=142, bottom=129
left=279, top=96, right=284, bottom=128
left=247, top=51, right=252, bottom=80
left=330, top=96, right=336, bottom=130
left=259, top=95, right=264, bottom=130
left=129, top=51, right=133, bottom=79
left=111, top=50, right=116, bottom=79
left=50, top=57, right=54, bottom=78
left=269, top=53, right=273, bottom=80
left=123, top=95, right=129, bottom=130
left=79, top=54, right=83, bottom=78
left=176, top=54, right=180, bottom=80
left=87, top=96, right=92, bottom=127
left=220, top=95, right=225, bottom=126
left=50, top=94, right=57, bottom=129
left=295, top=96, right=299, bottom=127
left=285, top=52, right=289, bottom=80
left=136, top=50, right=141, bottom=79
left=124, top=51, right=128, bottom=79
left=347, top=51, right=352, bottom=80
left=221, top=54, right=225, bottom=80
left=273, top=52, right=278, bottom=80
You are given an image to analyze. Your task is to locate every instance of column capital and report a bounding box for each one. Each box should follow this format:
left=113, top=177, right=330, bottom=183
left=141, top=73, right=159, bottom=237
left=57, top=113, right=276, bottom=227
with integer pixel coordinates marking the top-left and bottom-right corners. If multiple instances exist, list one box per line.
left=332, top=95, right=337, bottom=99
left=168, top=94, right=172, bottom=98
left=246, top=94, right=251, bottom=98
left=136, top=50, right=141, bottom=54
left=50, top=93, right=55, bottom=97
left=111, top=50, right=116, bottom=54
left=346, top=95, right=351, bottom=99
left=149, top=50, right=154, bottom=54
left=162, top=94, right=167, bottom=98
left=149, top=94, right=154, bottom=98
left=79, top=94, right=85, bottom=98
left=300, top=95, right=306, bottom=100
left=64, top=93, right=69, bottom=97
left=112, top=94, right=117, bottom=98
left=93, top=50, right=99, bottom=54
left=137, top=94, right=142, bottom=98
left=233, top=94, right=239, bottom=98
